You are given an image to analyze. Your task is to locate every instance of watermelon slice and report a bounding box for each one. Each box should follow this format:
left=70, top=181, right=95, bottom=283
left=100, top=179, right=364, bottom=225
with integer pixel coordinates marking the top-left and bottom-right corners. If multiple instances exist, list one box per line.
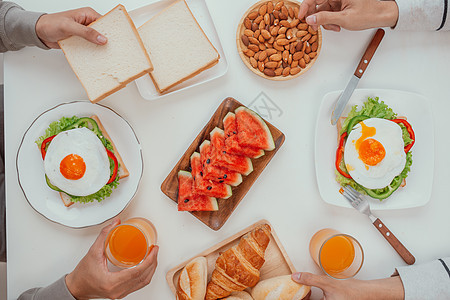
left=190, top=152, right=232, bottom=199
left=223, top=112, right=265, bottom=159
left=235, top=106, right=275, bottom=151
left=210, top=127, right=253, bottom=176
left=177, top=171, right=218, bottom=211
left=199, top=140, right=243, bottom=187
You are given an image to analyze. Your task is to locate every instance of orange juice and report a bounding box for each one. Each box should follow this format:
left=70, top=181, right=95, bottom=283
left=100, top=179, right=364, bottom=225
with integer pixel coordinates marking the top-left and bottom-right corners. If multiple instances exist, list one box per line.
left=105, top=217, right=157, bottom=268
left=309, top=228, right=364, bottom=279
left=108, top=225, right=148, bottom=266
left=320, top=235, right=355, bottom=274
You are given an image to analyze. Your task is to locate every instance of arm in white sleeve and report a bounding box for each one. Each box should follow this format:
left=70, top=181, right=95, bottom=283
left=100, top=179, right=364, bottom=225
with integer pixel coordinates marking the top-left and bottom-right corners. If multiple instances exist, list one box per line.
left=396, top=257, right=450, bottom=300
left=394, top=0, right=450, bottom=30
left=17, top=276, right=76, bottom=300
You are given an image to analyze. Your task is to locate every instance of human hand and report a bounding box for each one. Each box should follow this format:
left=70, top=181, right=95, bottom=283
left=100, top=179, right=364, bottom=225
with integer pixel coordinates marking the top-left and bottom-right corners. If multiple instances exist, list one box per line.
left=291, top=272, right=404, bottom=300
left=65, top=218, right=159, bottom=299
left=298, top=0, right=399, bottom=32
left=35, top=7, right=107, bottom=49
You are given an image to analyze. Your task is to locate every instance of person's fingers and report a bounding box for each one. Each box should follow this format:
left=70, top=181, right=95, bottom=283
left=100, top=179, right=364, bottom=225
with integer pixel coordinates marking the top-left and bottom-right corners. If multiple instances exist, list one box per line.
left=62, top=20, right=107, bottom=45
left=91, top=217, right=121, bottom=253
left=298, top=0, right=316, bottom=19
left=323, top=24, right=341, bottom=31
left=306, top=10, right=346, bottom=28
left=291, top=272, right=332, bottom=289
left=73, top=7, right=102, bottom=25
left=116, top=246, right=159, bottom=282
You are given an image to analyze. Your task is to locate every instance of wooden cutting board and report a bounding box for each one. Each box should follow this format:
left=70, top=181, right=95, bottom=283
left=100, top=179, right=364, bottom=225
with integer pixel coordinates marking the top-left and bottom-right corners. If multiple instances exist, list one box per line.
left=166, top=219, right=296, bottom=297
left=161, top=97, right=285, bottom=230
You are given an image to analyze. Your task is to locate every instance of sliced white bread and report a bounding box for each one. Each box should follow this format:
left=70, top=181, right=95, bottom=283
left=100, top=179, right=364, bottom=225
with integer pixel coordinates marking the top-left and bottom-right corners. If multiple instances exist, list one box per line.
left=58, top=4, right=153, bottom=103
left=138, top=0, right=220, bottom=93
left=60, top=115, right=129, bottom=207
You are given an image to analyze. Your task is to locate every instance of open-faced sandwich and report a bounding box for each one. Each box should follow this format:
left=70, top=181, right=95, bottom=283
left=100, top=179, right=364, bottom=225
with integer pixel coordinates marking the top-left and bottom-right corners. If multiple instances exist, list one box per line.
left=335, top=97, right=415, bottom=200
left=35, top=115, right=128, bottom=207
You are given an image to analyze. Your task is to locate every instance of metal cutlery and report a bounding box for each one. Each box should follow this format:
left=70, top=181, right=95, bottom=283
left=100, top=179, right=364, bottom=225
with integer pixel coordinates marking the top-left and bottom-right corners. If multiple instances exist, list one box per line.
left=331, top=28, right=385, bottom=125
left=341, top=185, right=416, bottom=265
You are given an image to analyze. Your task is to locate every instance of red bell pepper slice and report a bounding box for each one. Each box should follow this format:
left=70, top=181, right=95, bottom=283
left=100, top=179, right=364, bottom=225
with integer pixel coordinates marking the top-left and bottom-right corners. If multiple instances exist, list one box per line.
left=40, top=135, right=56, bottom=160
left=106, top=148, right=118, bottom=184
left=335, top=132, right=352, bottom=179
left=391, top=119, right=415, bottom=153
left=40, top=134, right=118, bottom=184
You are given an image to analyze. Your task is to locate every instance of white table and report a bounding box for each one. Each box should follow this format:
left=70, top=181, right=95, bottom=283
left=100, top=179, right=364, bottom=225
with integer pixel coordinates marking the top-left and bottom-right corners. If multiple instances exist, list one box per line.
left=5, top=0, right=450, bottom=299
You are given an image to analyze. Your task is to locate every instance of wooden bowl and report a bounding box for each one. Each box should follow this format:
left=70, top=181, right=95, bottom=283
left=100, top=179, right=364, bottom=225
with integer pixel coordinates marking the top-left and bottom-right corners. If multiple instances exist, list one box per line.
left=236, top=0, right=322, bottom=81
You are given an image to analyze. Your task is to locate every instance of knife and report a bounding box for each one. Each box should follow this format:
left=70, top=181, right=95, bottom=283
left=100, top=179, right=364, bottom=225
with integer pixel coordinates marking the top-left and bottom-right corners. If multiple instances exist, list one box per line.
left=331, top=28, right=385, bottom=125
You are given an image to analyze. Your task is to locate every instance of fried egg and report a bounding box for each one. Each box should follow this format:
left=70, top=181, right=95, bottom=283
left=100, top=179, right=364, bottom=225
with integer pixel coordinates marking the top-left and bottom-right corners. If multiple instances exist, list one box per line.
left=344, top=118, right=406, bottom=189
left=44, top=127, right=110, bottom=196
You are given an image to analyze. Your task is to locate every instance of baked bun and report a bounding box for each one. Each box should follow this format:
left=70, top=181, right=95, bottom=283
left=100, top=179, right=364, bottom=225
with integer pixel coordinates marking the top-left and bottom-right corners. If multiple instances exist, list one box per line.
left=251, top=275, right=310, bottom=300
left=223, top=291, right=254, bottom=300
left=177, top=257, right=207, bottom=300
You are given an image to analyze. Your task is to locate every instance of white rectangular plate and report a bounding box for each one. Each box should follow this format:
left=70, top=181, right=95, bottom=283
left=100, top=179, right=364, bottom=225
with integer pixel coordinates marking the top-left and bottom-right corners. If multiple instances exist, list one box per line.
left=129, top=0, right=228, bottom=100
left=315, top=89, right=434, bottom=210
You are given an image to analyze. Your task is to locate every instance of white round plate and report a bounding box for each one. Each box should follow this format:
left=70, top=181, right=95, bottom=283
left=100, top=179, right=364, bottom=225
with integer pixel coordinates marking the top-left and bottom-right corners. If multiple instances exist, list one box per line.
left=16, top=101, right=143, bottom=228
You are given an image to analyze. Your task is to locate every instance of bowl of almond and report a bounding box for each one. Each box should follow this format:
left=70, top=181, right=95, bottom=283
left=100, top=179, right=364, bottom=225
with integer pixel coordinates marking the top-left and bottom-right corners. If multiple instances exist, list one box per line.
left=237, top=0, right=322, bottom=80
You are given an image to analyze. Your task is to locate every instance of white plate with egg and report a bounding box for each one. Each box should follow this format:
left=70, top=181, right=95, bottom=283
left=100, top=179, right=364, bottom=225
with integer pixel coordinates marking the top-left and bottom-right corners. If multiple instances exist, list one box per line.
left=314, top=89, right=434, bottom=210
left=16, top=101, right=143, bottom=228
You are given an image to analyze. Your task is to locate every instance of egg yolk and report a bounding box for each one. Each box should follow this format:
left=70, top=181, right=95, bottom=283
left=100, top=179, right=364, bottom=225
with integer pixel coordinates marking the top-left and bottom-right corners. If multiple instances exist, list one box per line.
left=60, top=154, right=86, bottom=180
left=358, top=138, right=386, bottom=166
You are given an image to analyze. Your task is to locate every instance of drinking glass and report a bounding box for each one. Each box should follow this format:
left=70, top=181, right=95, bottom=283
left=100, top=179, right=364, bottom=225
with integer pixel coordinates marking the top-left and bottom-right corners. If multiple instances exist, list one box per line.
left=105, top=217, right=157, bottom=268
left=309, top=228, right=364, bottom=279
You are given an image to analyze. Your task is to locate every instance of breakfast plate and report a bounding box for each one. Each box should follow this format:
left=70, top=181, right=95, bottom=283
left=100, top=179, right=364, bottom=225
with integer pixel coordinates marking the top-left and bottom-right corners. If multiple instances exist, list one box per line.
left=315, top=89, right=434, bottom=210
left=129, top=0, right=228, bottom=100
left=16, top=101, right=143, bottom=228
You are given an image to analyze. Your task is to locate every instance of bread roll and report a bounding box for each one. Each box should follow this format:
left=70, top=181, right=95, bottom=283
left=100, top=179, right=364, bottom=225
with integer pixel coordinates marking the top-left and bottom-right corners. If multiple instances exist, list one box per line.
left=177, top=257, right=207, bottom=300
left=223, top=291, right=254, bottom=300
left=251, top=275, right=310, bottom=300
left=205, top=224, right=271, bottom=300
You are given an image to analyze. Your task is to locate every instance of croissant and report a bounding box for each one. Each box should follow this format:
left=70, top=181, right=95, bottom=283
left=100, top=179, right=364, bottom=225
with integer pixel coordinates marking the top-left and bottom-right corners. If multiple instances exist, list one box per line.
left=205, top=224, right=271, bottom=300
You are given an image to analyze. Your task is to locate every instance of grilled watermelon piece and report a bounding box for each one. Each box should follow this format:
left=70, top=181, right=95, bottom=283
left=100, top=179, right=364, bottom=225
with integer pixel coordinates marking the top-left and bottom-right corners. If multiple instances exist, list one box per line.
left=210, top=127, right=253, bottom=176
left=199, top=140, right=242, bottom=186
left=190, top=152, right=232, bottom=199
left=235, top=106, right=275, bottom=151
left=177, top=171, right=218, bottom=211
left=223, top=112, right=265, bottom=158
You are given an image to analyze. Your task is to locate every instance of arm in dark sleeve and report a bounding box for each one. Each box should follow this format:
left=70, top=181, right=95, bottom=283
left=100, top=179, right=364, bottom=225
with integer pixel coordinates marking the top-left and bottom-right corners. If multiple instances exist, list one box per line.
left=18, top=276, right=76, bottom=300
left=0, top=1, right=48, bottom=52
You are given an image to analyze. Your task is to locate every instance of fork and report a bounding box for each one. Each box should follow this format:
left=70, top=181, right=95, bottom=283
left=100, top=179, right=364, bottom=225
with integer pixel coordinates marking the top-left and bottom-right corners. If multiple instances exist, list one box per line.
left=341, top=186, right=416, bottom=265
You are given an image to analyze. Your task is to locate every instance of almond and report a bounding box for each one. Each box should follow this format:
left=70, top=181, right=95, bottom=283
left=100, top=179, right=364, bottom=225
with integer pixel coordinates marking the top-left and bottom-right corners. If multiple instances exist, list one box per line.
left=264, top=13, right=270, bottom=25
left=299, top=58, right=306, bottom=68
left=275, top=67, right=283, bottom=76
left=288, top=37, right=297, bottom=43
left=296, top=30, right=308, bottom=38
left=244, top=18, right=252, bottom=30
left=309, top=35, right=318, bottom=44
left=286, top=28, right=293, bottom=39
left=278, top=27, right=287, bottom=34
left=305, top=43, right=311, bottom=53
left=268, top=36, right=275, bottom=44
left=301, top=33, right=312, bottom=42
left=254, top=15, right=263, bottom=24
left=282, top=67, right=290, bottom=76
left=281, top=5, right=288, bottom=17
left=280, top=20, right=290, bottom=27
left=290, top=19, right=300, bottom=28
left=250, top=56, right=258, bottom=68
left=258, top=35, right=265, bottom=43
left=273, top=10, right=280, bottom=19
left=252, top=22, right=258, bottom=31
left=258, top=61, right=264, bottom=72
left=248, top=11, right=258, bottom=20
left=271, top=26, right=279, bottom=36
left=294, top=6, right=299, bottom=17
left=291, top=59, right=299, bottom=68
left=308, top=26, right=317, bottom=35
left=266, top=48, right=278, bottom=56
left=259, top=43, right=266, bottom=50
left=295, top=41, right=303, bottom=51
left=288, top=53, right=292, bottom=64
left=293, top=51, right=303, bottom=61
left=265, top=61, right=278, bottom=69
left=290, top=66, right=301, bottom=75
left=274, top=42, right=284, bottom=51
left=275, top=1, right=284, bottom=11
left=248, top=37, right=259, bottom=44
left=259, top=4, right=268, bottom=16
left=279, top=12, right=288, bottom=20
left=261, top=29, right=271, bottom=39
left=241, top=35, right=249, bottom=46
left=282, top=50, right=289, bottom=62
left=254, top=51, right=260, bottom=61
left=270, top=53, right=282, bottom=61
left=290, top=42, right=296, bottom=54
left=264, top=68, right=276, bottom=77
left=248, top=44, right=259, bottom=52
left=311, top=41, right=318, bottom=52
left=267, top=1, right=274, bottom=13
left=244, top=49, right=255, bottom=57
left=259, top=50, right=268, bottom=61
left=297, top=23, right=308, bottom=30
left=308, top=51, right=317, bottom=58
left=304, top=53, right=311, bottom=63
left=276, top=38, right=289, bottom=46
left=276, top=33, right=286, bottom=40
left=259, top=20, right=266, bottom=30
left=244, top=29, right=254, bottom=37
left=270, top=14, right=275, bottom=25
left=254, top=29, right=261, bottom=39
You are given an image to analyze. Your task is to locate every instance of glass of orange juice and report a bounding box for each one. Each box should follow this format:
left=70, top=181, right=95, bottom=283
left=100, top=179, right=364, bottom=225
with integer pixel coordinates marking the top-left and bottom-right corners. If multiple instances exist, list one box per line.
left=309, top=228, right=364, bottom=279
left=105, top=217, right=157, bottom=268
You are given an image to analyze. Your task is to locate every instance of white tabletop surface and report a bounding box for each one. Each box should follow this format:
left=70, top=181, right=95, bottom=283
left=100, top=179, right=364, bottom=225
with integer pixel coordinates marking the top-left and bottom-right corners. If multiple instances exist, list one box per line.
left=5, top=0, right=450, bottom=299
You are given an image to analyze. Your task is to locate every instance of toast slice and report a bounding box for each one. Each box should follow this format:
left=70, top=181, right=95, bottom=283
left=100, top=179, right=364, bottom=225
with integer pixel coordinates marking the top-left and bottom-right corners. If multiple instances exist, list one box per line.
left=58, top=4, right=153, bottom=103
left=60, top=115, right=129, bottom=207
left=138, top=0, right=220, bottom=93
